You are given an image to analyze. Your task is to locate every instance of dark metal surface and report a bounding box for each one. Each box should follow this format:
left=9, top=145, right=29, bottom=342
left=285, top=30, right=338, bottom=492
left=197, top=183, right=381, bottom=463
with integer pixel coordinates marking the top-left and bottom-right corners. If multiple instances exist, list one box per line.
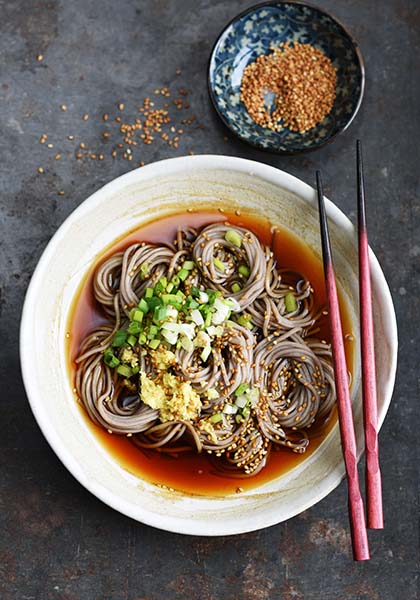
left=0, top=1, right=418, bottom=598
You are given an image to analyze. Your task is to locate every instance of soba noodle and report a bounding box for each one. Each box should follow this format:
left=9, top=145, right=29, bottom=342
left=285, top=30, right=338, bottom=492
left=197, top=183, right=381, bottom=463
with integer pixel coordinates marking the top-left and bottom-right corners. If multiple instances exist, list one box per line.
left=74, top=222, right=336, bottom=476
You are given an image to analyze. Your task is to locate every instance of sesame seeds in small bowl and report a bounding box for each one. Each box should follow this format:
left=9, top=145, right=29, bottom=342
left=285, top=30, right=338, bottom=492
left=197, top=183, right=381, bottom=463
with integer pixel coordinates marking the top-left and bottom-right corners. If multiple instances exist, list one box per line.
left=208, top=1, right=365, bottom=154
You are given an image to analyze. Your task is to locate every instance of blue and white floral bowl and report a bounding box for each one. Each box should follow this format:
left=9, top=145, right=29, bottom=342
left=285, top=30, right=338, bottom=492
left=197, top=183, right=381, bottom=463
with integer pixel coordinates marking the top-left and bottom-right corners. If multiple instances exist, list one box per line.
left=208, top=1, right=365, bottom=154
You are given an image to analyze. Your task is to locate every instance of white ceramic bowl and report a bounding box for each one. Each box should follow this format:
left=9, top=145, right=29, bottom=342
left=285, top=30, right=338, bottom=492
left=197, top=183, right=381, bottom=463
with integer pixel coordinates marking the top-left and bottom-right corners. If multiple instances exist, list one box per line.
left=20, top=156, right=397, bottom=535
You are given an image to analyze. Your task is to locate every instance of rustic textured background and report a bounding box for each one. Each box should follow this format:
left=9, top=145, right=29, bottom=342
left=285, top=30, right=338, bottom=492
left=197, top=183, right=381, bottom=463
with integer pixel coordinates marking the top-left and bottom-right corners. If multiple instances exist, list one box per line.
left=1, top=0, right=418, bottom=598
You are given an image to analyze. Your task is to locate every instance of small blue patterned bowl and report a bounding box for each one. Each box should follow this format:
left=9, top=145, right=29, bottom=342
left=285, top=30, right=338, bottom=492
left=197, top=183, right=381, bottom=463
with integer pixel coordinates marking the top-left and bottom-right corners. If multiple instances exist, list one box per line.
left=208, top=1, right=365, bottom=154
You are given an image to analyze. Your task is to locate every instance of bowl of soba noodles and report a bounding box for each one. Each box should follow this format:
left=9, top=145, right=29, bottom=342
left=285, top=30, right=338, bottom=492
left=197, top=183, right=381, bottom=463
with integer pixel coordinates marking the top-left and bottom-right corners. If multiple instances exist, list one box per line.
left=20, top=155, right=397, bottom=535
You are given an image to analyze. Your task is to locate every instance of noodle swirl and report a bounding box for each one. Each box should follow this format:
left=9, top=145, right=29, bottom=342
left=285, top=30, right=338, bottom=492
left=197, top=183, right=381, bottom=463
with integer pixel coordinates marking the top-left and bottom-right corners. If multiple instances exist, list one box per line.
left=74, top=221, right=338, bottom=476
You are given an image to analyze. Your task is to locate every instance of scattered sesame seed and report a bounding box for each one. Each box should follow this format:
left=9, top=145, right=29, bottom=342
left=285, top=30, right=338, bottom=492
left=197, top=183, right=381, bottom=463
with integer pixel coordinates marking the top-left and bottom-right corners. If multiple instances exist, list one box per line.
left=37, top=54, right=43, bottom=61
left=82, top=113, right=89, bottom=121
left=60, top=104, right=67, bottom=112
left=37, top=167, right=44, bottom=174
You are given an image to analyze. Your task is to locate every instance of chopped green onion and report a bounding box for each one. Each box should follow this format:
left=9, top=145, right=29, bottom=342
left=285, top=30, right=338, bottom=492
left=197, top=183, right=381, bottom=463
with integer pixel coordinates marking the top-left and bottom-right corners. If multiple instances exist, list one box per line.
left=147, top=325, right=159, bottom=340
left=235, top=395, right=248, bottom=409
left=205, top=289, right=221, bottom=301
left=103, top=350, right=120, bottom=368
left=127, top=334, right=137, bottom=347
left=235, top=414, right=243, bottom=424
left=128, top=321, right=142, bottom=335
left=112, top=330, right=128, bottom=347
left=178, top=268, right=189, bottom=281
left=139, top=333, right=147, bottom=345
left=182, top=260, right=195, bottom=270
left=148, top=338, right=160, bottom=350
left=247, top=387, right=260, bottom=407
left=235, top=383, right=249, bottom=397
left=131, top=309, right=144, bottom=323
left=191, top=285, right=201, bottom=297
left=225, top=229, right=242, bottom=248
left=285, top=292, right=298, bottom=314
left=213, top=258, right=225, bottom=273
left=238, top=264, right=250, bottom=278
left=237, top=314, right=252, bottom=327
left=206, top=325, right=223, bottom=337
left=180, top=335, right=194, bottom=352
left=116, top=364, right=133, bottom=377
left=210, top=413, right=223, bottom=424
left=154, top=306, right=168, bottom=323
left=147, top=296, right=163, bottom=312
left=139, top=263, right=149, bottom=278
left=162, top=294, right=182, bottom=308
left=231, top=282, right=241, bottom=293
left=166, top=282, right=174, bottom=293
left=145, top=287, right=154, bottom=299
left=154, top=277, right=167, bottom=294
left=138, top=298, right=149, bottom=313
left=171, top=275, right=180, bottom=287
left=200, top=346, right=212, bottom=362
left=223, top=403, right=238, bottom=415
left=185, top=297, right=199, bottom=310
left=191, top=309, right=204, bottom=327
left=242, top=406, right=251, bottom=418
left=204, top=310, right=213, bottom=328
left=131, top=365, right=140, bottom=375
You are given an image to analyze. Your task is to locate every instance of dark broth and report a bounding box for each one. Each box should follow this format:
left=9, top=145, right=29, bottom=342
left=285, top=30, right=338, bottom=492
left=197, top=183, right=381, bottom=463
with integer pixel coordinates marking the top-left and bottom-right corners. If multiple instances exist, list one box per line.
left=67, top=210, right=354, bottom=496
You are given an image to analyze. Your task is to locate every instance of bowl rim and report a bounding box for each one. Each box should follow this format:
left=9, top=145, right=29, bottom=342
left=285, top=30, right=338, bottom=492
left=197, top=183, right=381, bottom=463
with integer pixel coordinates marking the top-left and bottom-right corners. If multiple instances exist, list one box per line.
left=20, top=155, right=397, bottom=535
left=207, top=0, right=366, bottom=155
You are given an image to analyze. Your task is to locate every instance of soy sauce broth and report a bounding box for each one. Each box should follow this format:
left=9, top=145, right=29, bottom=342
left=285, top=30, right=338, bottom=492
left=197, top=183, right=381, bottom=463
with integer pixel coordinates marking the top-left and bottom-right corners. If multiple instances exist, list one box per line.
left=67, top=210, right=355, bottom=496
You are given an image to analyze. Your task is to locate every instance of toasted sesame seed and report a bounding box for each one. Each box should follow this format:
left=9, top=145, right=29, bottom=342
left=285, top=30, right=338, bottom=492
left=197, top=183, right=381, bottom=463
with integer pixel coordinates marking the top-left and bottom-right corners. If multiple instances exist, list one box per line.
left=241, top=42, right=337, bottom=133
left=82, top=113, right=89, bottom=121
left=37, top=54, right=43, bottom=61
left=38, top=167, right=44, bottom=174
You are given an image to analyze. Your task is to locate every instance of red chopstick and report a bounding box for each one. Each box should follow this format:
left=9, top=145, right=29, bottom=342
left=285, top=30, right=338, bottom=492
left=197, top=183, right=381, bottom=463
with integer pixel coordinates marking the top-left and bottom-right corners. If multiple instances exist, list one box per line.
left=357, top=140, right=383, bottom=529
left=316, top=171, right=370, bottom=561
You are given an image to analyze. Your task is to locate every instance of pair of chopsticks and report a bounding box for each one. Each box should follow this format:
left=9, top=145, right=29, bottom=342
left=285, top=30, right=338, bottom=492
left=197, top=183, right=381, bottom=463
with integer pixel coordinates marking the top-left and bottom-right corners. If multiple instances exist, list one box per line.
left=316, top=140, right=383, bottom=562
